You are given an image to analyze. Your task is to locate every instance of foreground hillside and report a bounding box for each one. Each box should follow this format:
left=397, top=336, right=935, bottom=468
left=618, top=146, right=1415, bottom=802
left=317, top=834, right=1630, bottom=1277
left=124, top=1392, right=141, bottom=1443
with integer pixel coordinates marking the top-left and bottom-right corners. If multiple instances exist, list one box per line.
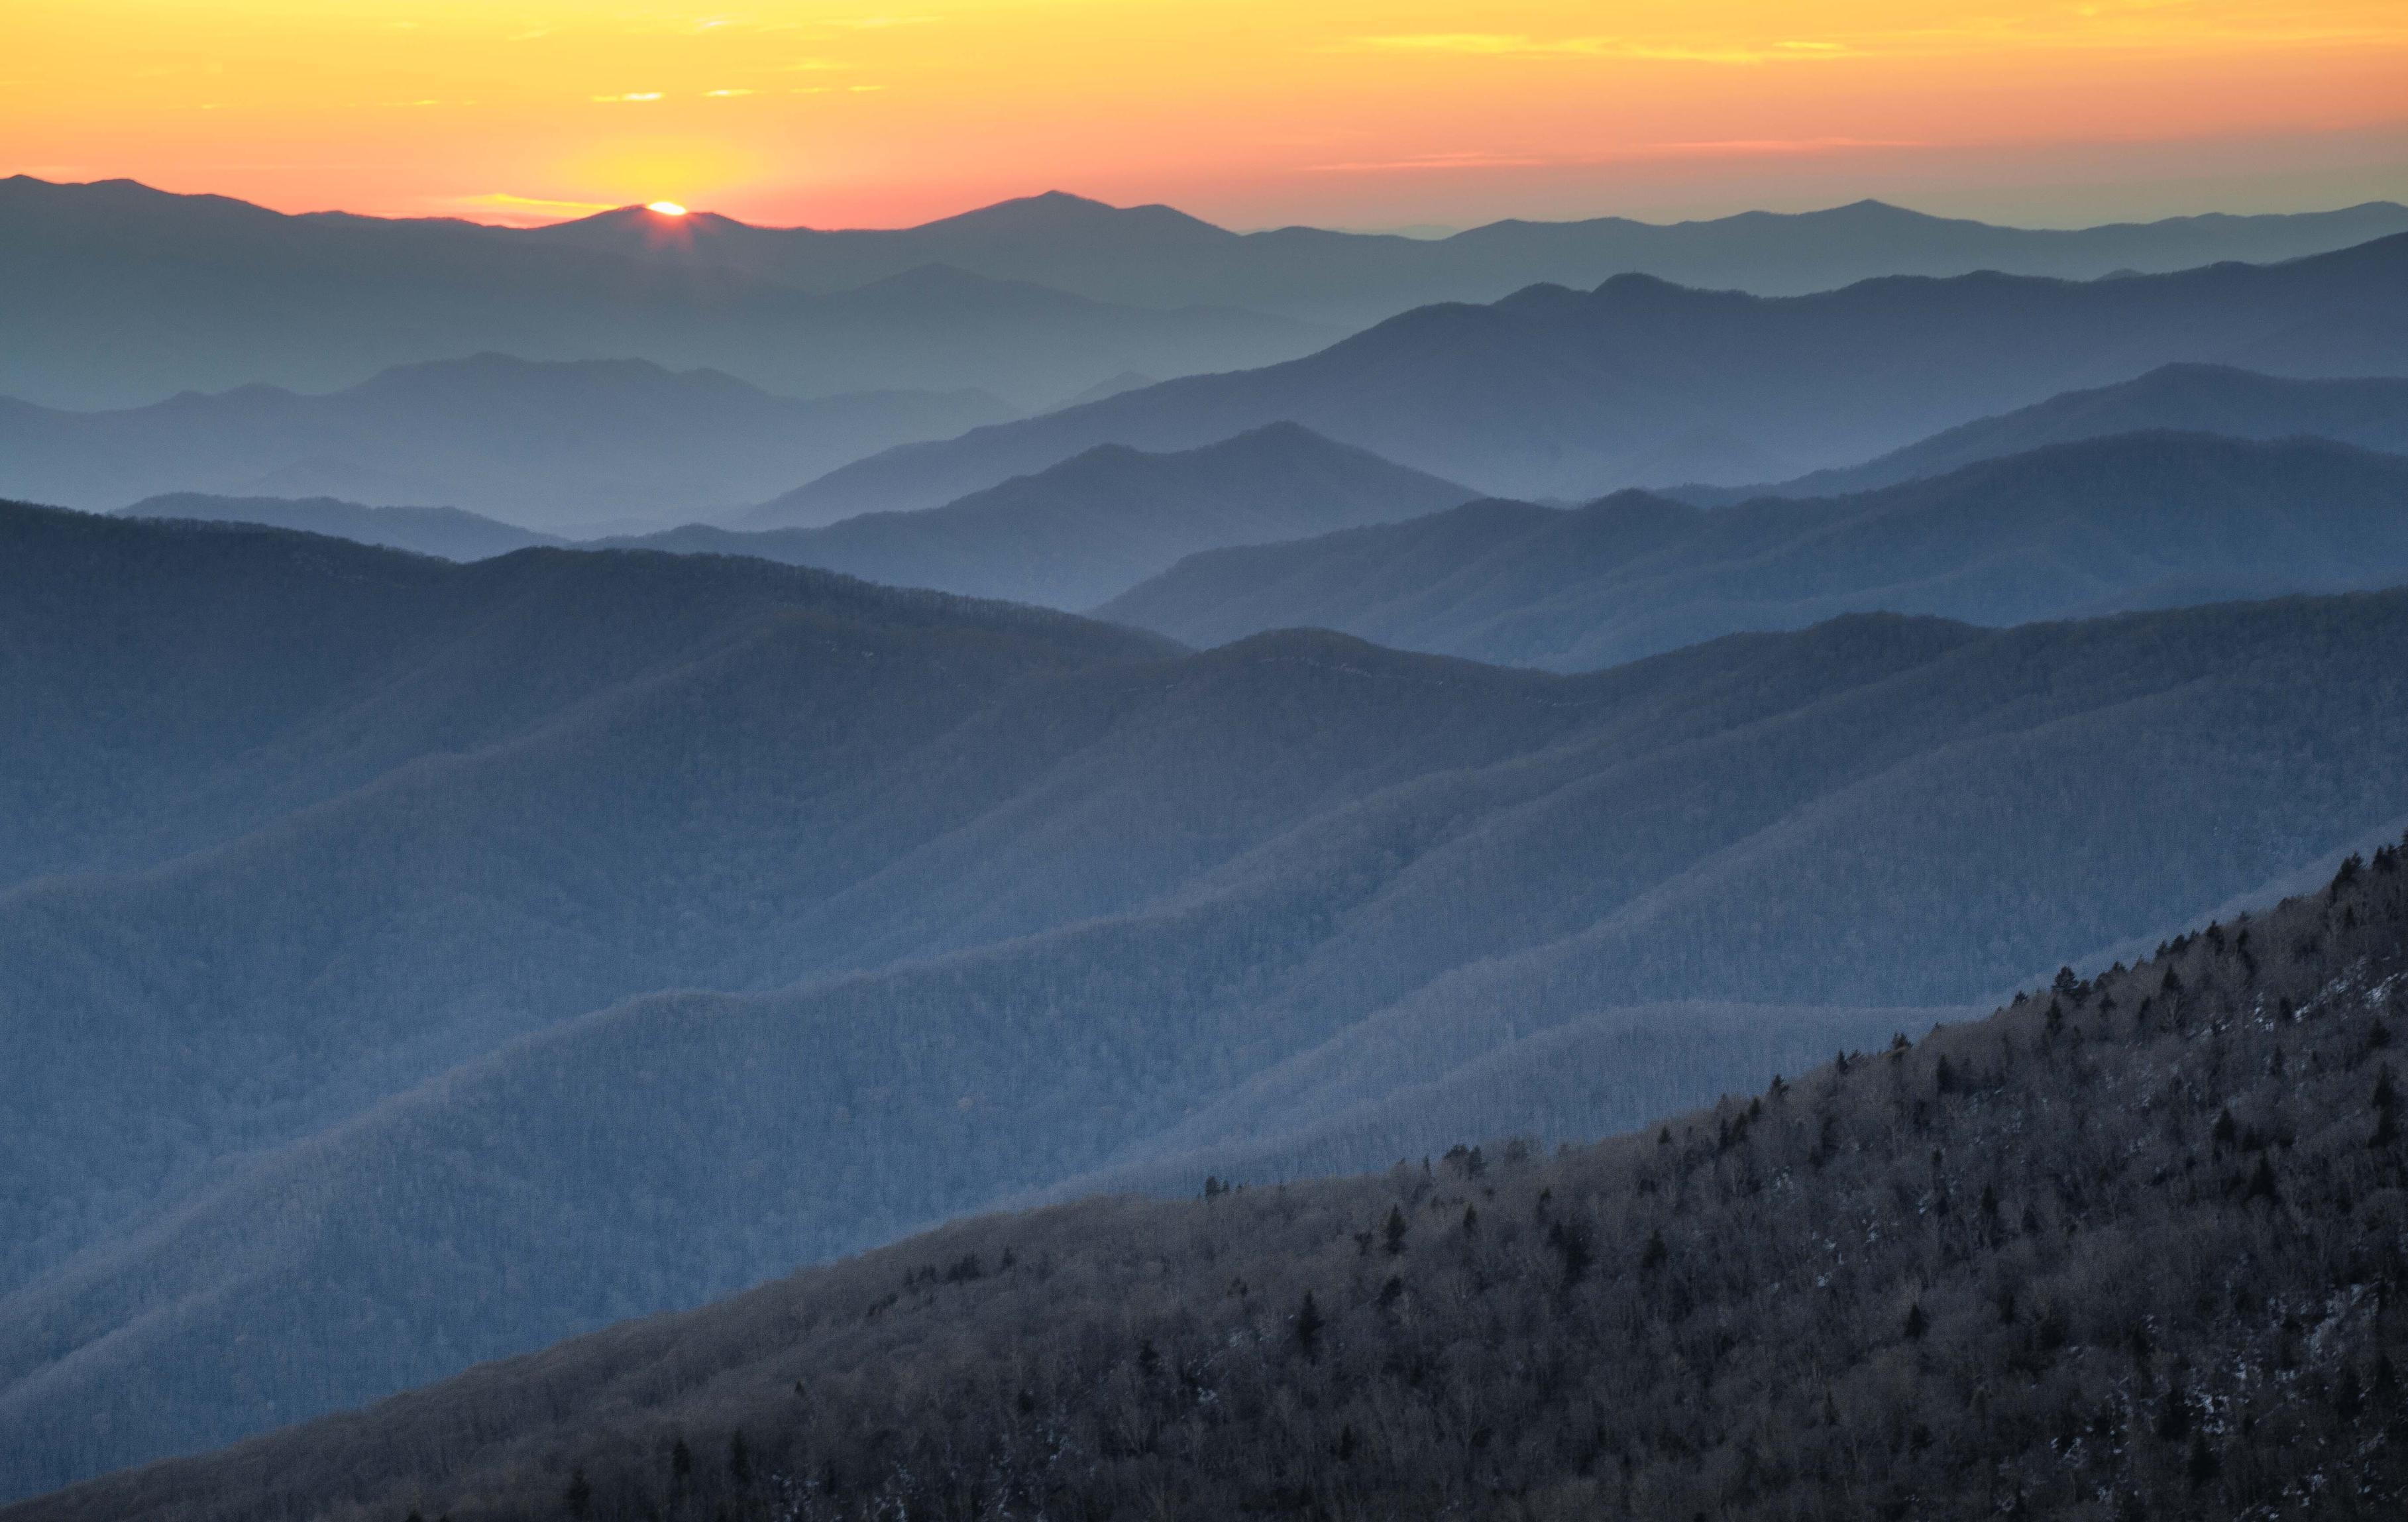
left=21, top=842, right=2406, bottom=1521
left=1101, top=431, right=2408, bottom=669
left=8, top=502, right=2408, bottom=1494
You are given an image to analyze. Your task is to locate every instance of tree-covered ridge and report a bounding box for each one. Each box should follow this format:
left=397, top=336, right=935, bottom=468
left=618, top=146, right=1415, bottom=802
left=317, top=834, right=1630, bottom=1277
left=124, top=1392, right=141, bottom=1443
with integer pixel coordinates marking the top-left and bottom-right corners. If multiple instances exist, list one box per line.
left=23, top=841, right=2406, bottom=1522
left=1100, top=430, right=2408, bottom=671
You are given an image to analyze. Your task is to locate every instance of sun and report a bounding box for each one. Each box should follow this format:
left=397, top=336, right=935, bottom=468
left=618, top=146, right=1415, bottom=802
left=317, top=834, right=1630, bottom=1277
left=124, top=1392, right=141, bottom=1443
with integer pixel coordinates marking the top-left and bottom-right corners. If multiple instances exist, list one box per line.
left=645, top=200, right=687, bottom=216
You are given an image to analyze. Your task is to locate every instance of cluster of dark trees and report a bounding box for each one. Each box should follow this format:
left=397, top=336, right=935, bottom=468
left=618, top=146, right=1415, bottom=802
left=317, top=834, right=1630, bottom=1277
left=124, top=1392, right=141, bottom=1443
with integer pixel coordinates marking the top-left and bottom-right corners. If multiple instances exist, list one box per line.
left=21, top=840, right=2405, bottom=1522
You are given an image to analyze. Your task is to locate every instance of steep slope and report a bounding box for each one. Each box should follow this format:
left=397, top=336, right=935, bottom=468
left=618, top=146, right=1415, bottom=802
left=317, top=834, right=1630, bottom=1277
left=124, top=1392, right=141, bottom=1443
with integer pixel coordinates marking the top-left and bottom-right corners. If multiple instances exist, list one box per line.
left=767, top=235, right=2408, bottom=518
left=0, top=180, right=1328, bottom=411
left=119, top=494, right=565, bottom=559
left=527, top=188, right=2408, bottom=324
left=0, top=354, right=1018, bottom=526
left=5, top=549, right=2408, bottom=1491
left=1676, top=364, right=2408, bottom=503
left=670, top=425, right=1472, bottom=606
left=1101, top=433, right=2408, bottom=669
left=16, top=845, right=2407, bottom=1522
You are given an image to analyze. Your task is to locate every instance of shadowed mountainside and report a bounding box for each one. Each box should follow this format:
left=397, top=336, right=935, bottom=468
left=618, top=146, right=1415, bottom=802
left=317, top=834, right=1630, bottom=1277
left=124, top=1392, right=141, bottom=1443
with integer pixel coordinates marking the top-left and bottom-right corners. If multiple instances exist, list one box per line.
left=760, top=233, right=2408, bottom=519
left=3, top=498, right=2408, bottom=1491
left=1672, top=364, right=2408, bottom=504
left=615, top=425, right=1472, bottom=605
left=1100, top=431, right=2408, bottom=669
left=13, top=846, right=2406, bottom=1522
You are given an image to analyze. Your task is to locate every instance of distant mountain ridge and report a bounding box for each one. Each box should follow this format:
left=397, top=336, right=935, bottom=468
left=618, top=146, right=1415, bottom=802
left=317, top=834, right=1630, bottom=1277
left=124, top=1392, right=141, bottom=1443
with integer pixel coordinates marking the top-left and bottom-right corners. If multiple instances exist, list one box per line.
left=1670, top=364, right=2408, bottom=503
left=0, top=178, right=1332, bottom=409
left=767, top=233, right=2408, bottom=518
left=0, top=354, right=1014, bottom=527
left=525, top=188, right=2408, bottom=325
left=1101, top=431, right=2408, bottom=669
left=9, top=175, right=2405, bottom=410
left=6, top=500, right=2408, bottom=1492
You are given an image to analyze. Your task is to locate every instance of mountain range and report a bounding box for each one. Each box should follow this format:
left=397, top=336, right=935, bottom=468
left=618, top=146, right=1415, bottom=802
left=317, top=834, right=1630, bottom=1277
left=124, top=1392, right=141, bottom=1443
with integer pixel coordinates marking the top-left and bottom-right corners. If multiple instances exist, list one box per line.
left=11, top=176, right=2408, bottom=414
left=5, top=500, right=2408, bottom=1494
left=523, top=190, right=2408, bottom=325
left=0, top=354, right=1016, bottom=527
left=11, top=843, right=2404, bottom=1522
left=761, top=233, right=2408, bottom=520
left=117, top=371, right=2408, bottom=629
left=0, top=178, right=1330, bottom=411
left=1100, top=431, right=2408, bottom=669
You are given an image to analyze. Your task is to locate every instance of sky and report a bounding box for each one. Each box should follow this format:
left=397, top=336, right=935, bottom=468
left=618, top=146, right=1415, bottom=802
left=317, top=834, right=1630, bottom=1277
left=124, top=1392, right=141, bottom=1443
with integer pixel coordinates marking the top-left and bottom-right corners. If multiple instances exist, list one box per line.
left=5, top=1, right=2407, bottom=231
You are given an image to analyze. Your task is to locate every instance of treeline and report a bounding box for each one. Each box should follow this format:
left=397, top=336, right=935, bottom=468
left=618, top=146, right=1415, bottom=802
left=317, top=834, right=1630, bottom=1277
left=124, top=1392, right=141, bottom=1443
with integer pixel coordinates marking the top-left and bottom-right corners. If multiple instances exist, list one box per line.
left=24, top=838, right=2408, bottom=1522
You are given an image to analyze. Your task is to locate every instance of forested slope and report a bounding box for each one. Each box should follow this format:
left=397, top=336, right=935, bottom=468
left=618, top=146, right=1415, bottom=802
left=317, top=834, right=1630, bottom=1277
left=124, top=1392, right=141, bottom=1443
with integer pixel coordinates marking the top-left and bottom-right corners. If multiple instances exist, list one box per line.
left=1101, top=432, right=2408, bottom=669
left=19, top=840, right=2407, bottom=1522
left=6, top=517, right=2408, bottom=1491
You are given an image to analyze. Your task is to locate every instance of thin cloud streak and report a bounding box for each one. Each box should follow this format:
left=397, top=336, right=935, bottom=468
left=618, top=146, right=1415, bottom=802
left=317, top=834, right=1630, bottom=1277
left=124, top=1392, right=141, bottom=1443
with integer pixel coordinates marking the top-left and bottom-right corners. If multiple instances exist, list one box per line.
left=1303, top=138, right=1930, bottom=174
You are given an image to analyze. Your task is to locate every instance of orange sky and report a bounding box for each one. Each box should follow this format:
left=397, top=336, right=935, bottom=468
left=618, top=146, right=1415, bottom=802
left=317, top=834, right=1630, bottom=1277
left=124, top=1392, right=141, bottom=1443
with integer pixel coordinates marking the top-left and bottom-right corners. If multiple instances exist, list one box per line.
left=5, top=1, right=2407, bottom=229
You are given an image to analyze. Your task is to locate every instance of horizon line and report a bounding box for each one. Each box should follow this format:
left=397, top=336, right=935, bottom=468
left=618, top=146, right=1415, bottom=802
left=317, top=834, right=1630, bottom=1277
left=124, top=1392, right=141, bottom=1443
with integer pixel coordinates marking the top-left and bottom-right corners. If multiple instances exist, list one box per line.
left=11, top=170, right=2407, bottom=240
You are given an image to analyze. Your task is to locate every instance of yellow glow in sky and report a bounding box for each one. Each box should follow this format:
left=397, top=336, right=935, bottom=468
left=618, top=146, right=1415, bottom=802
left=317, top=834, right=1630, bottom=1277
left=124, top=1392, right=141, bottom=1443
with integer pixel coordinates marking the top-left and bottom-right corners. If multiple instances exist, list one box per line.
left=5, top=1, right=2405, bottom=228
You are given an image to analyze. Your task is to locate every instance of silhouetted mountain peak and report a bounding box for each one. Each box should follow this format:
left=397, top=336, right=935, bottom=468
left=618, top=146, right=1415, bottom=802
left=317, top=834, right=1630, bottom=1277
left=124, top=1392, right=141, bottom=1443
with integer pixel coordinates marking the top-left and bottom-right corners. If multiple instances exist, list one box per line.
left=1818, top=197, right=1945, bottom=223
left=922, top=190, right=1234, bottom=244
left=565, top=203, right=753, bottom=232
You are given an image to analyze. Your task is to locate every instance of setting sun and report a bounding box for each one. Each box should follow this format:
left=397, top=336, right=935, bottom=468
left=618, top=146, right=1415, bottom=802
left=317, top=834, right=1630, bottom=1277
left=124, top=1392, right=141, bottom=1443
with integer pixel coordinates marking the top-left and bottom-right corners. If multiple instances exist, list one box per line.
left=645, top=201, right=686, bottom=217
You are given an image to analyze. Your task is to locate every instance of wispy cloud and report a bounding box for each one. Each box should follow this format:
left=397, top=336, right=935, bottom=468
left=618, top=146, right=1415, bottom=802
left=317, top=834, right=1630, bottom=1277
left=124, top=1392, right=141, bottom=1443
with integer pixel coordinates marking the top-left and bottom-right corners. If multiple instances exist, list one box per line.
left=443, top=191, right=617, bottom=220
left=1352, top=34, right=1857, bottom=64
left=593, top=91, right=665, bottom=103
left=1302, top=138, right=1926, bottom=173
